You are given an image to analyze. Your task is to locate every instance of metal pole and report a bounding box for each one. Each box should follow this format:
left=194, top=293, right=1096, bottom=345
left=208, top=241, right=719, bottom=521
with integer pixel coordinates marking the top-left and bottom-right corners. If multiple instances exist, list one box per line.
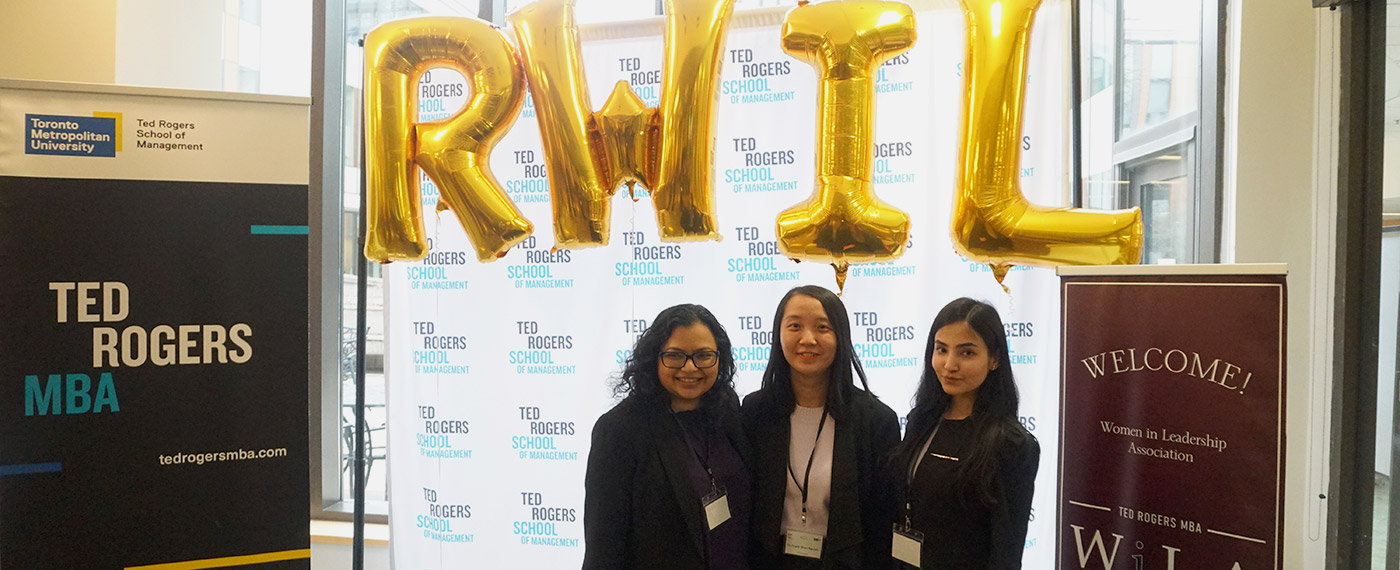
left=352, top=34, right=370, bottom=570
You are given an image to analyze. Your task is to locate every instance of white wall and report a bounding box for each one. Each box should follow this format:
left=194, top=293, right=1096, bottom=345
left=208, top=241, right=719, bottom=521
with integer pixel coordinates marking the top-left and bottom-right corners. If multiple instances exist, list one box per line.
left=260, top=1, right=314, bottom=96
left=0, top=1, right=115, bottom=83
left=115, top=0, right=225, bottom=90
left=1225, top=2, right=1333, bottom=568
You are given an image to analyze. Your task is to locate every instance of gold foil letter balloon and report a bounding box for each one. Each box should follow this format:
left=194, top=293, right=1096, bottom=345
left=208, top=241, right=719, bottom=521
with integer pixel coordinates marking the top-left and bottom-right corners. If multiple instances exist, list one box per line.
left=953, top=0, right=1142, bottom=275
left=508, top=1, right=618, bottom=247
left=363, top=16, right=529, bottom=262
left=777, top=1, right=916, bottom=274
left=510, top=0, right=734, bottom=246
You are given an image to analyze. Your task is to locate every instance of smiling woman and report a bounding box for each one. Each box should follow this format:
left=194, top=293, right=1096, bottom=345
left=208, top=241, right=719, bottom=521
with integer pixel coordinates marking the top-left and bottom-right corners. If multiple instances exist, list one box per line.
left=584, top=304, right=752, bottom=570
left=885, top=297, right=1039, bottom=569
left=741, top=285, right=900, bottom=569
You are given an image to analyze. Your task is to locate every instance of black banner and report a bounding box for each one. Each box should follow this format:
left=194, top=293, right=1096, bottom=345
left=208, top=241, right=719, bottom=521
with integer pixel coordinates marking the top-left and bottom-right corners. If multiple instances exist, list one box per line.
left=0, top=175, right=309, bottom=569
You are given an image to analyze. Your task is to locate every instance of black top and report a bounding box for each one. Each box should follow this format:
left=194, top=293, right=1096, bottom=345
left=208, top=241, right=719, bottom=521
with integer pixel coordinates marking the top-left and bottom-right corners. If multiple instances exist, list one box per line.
left=675, top=408, right=752, bottom=570
left=741, top=388, right=901, bottom=569
left=898, top=417, right=1039, bottom=570
left=583, top=396, right=752, bottom=570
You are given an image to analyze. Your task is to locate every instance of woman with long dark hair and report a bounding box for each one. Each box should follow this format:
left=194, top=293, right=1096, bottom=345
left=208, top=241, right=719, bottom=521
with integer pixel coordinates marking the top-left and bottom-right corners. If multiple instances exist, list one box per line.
left=583, top=304, right=751, bottom=570
left=888, top=298, right=1039, bottom=569
left=741, top=285, right=900, bottom=569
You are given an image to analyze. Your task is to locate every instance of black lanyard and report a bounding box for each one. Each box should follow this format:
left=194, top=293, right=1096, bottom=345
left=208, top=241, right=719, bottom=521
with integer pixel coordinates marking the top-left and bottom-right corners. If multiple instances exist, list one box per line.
left=672, top=412, right=718, bottom=491
left=787, top=407, right=829, bottom=524
left=902, top=419, right=943, bottom=526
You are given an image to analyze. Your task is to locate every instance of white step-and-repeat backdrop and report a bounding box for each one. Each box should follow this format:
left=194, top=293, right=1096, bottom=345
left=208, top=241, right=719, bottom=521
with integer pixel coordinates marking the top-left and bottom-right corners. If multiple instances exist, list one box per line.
left=385, top=3, right=1067, bottom=568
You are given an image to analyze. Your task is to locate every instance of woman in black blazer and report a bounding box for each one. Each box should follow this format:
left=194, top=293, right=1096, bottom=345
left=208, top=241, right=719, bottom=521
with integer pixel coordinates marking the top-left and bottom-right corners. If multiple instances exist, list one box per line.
left=886, top=298, right=1039, bottom=569
left=583, top=304, right=752, bottom=570
left=741, top=285, right=901, bottom=569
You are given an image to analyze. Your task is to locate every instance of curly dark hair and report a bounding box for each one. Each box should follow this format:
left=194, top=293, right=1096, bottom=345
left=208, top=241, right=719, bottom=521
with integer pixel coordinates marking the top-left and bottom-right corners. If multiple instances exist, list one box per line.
left=613, top=304, right=739, bottom=415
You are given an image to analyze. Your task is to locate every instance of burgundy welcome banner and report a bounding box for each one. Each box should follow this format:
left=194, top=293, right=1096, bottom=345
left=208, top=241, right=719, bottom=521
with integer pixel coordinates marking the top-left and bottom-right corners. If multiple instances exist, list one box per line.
left=1056, top=266, right=1286, bottom=570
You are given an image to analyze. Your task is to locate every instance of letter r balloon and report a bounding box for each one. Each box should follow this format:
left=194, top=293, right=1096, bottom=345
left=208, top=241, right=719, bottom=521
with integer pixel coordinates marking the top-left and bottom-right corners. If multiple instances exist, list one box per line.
left=363, top=16, right=530, bottom=263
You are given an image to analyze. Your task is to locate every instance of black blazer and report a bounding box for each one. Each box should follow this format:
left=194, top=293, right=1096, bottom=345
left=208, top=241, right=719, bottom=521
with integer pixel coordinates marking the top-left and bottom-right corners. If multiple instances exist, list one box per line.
left=893, top=410, right=1039, bottom=570
left=740, top=388, right=901, bottom=569
left=582, top=395, right=751, bottom=570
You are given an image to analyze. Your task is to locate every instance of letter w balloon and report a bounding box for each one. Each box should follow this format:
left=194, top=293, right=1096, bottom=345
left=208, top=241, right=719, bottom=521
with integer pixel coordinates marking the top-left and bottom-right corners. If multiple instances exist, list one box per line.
left=511, top=0, right=734, bottom=247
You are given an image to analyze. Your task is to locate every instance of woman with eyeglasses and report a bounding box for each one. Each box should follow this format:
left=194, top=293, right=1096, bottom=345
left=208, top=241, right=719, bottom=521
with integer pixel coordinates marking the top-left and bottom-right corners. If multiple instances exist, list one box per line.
left=583, top=304, right=752, bottom=570
left=741, top=285, right=901, bottom=569
left=886, top=298, right=1039, bottom=569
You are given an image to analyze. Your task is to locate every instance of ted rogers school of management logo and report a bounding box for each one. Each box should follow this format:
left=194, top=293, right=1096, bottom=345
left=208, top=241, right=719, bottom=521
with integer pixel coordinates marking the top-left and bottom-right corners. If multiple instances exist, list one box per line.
left=25, top=113, right=122, bottom=157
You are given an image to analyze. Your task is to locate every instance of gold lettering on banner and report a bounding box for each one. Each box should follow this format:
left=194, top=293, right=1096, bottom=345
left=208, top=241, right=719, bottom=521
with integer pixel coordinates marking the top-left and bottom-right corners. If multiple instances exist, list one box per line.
left=1079, top=346, right=1254, bottom=395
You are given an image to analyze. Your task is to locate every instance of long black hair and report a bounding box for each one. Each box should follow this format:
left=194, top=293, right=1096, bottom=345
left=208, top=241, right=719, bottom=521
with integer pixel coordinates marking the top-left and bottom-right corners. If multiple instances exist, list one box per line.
left=613, top=304, right=739, bottom=416
left=758, top=285, right=873, bottom=420
left=895, top=297, right=1031, bottom=506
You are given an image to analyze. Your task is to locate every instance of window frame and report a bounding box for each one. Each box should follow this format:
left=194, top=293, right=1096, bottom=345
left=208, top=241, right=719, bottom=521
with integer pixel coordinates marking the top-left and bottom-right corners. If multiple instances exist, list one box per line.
left=1074, top=0, right=1225, bottom=264
left=312, top=0, right=392, bottom=523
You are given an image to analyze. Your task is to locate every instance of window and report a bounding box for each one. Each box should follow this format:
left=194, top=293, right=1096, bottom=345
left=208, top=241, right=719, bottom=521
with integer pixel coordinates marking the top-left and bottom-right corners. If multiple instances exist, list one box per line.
left=1077, top=0, right=1220, bottom=264
left=1371, top=3, right=1400, bottom=564
left=321, top=0, right=671, bottom=519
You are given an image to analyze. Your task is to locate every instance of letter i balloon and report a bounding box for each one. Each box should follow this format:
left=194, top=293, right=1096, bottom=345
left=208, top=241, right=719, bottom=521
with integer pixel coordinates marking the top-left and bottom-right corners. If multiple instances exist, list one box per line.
left=775, top=1, right=918, bottom=290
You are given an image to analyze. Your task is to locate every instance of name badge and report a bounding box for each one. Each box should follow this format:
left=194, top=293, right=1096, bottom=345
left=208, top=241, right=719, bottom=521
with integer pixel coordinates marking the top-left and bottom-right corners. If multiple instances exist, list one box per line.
left=892, top=524, right=924, bottom=567
left=784, top=529, right=824, bottom=559
left=702, top=488, right=730, bottom=531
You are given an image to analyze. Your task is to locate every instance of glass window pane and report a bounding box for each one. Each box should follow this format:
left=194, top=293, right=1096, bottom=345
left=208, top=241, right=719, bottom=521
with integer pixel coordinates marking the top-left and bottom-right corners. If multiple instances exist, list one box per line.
left=1122, top=144, right=1194, bottom=264
left=1375, top=4, right=1400, bottom=566
left=505, top=0, right=660, bottom=23
left=1079, top=0, right=1120, bottom=212
left=1086, top=0, right=1115, bottom=96
left=1080, top=0, right=1208, bottom=264
left=240, top=0, right=262, bottom=25
left=1118, top=0, right=1199, bottom=139
left=339, top=0, right=454, bottom=513
left=1377, top=230, right=1399, bottom=568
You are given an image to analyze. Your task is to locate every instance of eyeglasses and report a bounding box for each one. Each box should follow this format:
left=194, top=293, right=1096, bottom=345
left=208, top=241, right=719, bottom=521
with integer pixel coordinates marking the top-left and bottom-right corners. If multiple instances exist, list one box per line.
left=659, top=350, right=720, bottom=369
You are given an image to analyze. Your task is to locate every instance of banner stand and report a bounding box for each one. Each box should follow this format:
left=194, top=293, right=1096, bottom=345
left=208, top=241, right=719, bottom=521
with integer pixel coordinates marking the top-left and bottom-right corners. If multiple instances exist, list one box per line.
left=0, top=79, right=311, bottom=569
left=1056, top=263, right=1287, bottom=570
